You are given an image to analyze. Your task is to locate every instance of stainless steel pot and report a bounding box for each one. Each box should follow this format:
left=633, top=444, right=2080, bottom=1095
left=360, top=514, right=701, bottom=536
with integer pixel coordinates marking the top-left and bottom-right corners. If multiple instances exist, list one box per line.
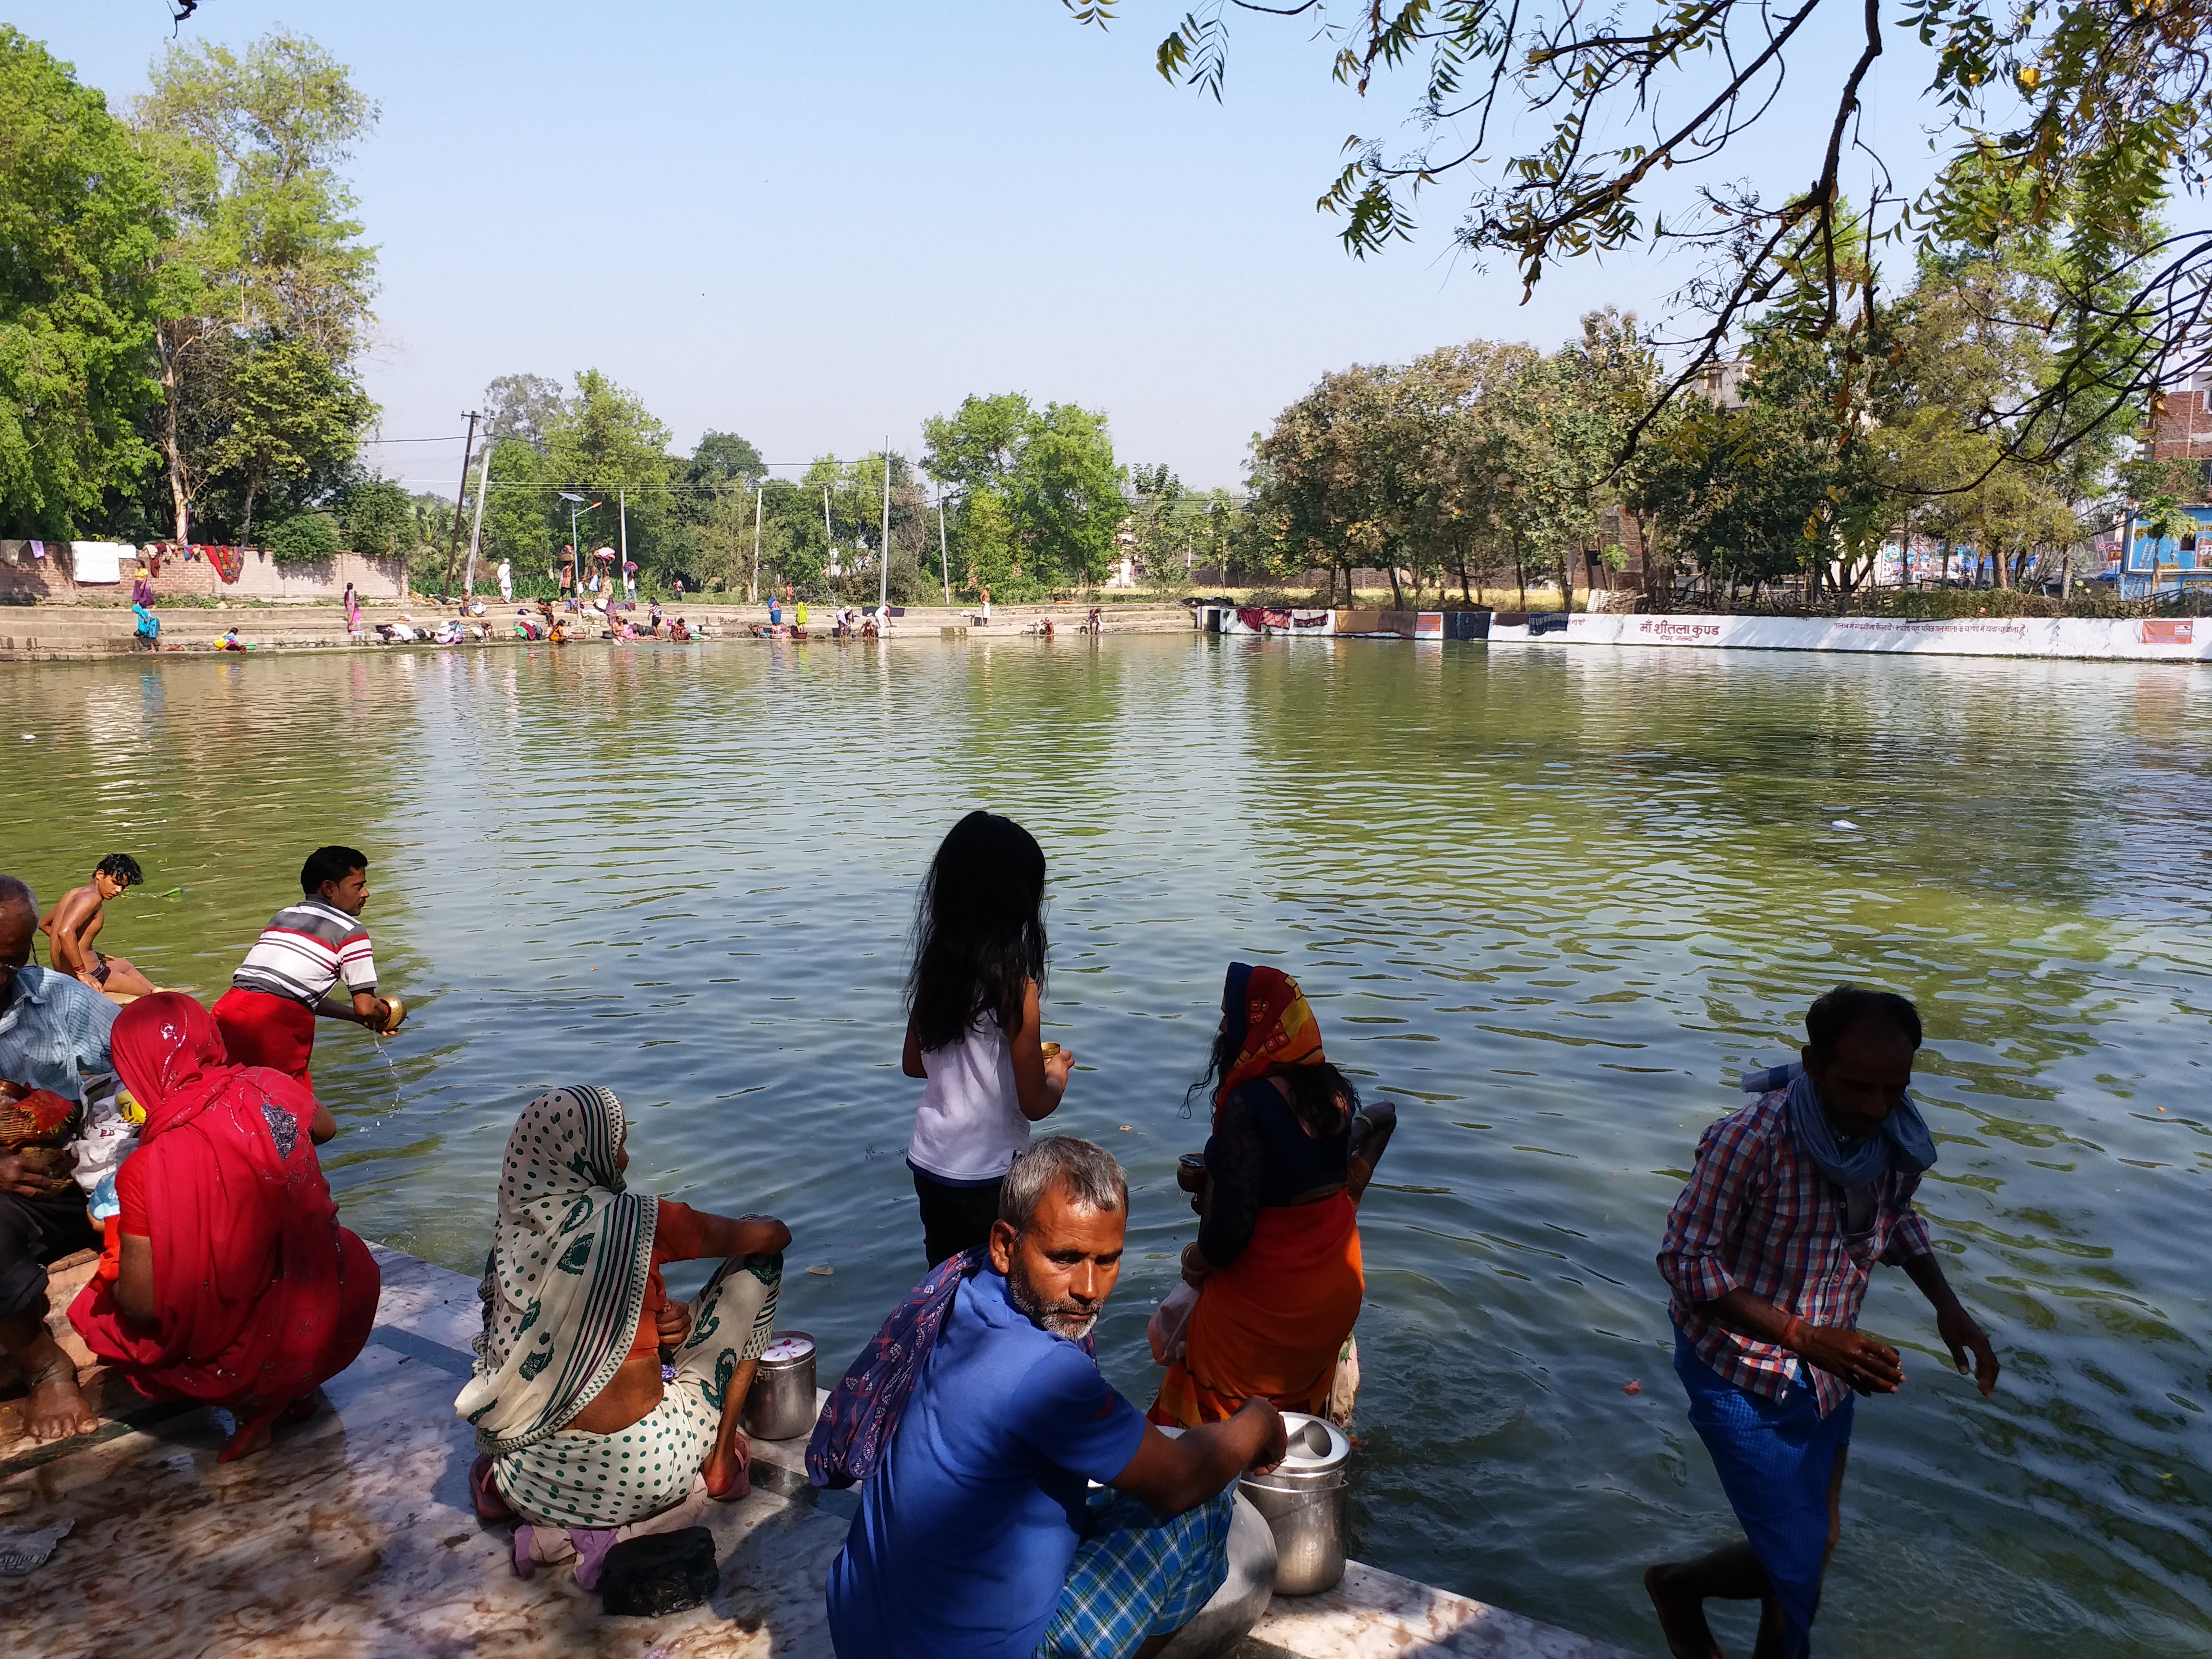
left=740, top=1331, right=817, bottom=1441
left=1238, top=1412, right=1349, bottom=1596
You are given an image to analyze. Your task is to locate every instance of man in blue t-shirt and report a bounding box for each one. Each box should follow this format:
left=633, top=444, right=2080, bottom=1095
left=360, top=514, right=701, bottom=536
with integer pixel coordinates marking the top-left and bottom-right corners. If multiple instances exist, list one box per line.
left=828, top=1136, right=1288, bottom=1659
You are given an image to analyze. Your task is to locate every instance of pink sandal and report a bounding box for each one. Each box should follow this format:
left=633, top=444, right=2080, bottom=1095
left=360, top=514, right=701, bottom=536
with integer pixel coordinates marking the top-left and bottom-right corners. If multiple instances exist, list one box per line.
left=471, top=1454, right=516, bottom=1523
left=705, top=1438, right=752, bottom=1503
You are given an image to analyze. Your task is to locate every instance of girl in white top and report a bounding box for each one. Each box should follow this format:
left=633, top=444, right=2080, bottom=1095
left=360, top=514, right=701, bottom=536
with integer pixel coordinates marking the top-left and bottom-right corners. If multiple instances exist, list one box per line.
left=900, top=810, right=1073, bottom=1265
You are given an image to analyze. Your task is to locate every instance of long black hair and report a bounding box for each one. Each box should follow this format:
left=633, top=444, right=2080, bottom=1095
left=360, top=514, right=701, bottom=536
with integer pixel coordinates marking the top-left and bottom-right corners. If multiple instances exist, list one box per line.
left=1188, top=1023, right=1360, bottom=1137
left=907, top=811, right=1048, bottom=1051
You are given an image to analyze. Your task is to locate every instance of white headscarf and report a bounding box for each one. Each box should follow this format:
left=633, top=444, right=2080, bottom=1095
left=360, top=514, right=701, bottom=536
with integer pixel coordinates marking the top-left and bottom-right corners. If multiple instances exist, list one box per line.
left=455, top=1085, right=657, bottom=1454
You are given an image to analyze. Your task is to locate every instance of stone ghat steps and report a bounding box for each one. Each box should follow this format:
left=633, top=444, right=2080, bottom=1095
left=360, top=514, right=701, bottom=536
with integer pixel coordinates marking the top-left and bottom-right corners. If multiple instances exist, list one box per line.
left=0, top=601, right=1202, bottom=660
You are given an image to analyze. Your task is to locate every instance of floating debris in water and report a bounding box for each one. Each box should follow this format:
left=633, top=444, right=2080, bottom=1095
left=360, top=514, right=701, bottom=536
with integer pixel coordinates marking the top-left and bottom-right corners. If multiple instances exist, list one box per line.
left=1830, top=819, right=1859, bottom=830
left=1621, top=1380, right=1643, bottom=1395
left=1118, top=1125, right=1132, bottom=1132
left=18, top=733, right=33, bottom=741
left=806, top=1264, right=834, bottom=1276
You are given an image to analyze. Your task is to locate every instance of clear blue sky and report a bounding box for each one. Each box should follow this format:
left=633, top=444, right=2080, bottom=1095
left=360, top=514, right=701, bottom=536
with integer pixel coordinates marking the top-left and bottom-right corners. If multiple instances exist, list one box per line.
left=28, top=1, right=1940, bottom=495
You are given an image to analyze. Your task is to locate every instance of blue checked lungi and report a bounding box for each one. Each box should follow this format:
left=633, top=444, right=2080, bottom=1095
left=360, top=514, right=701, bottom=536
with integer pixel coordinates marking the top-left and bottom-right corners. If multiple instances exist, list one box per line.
left=1675, top=1325, right=1854, bottom=1659
left=1034, top=1488, right=1234, bottom=1659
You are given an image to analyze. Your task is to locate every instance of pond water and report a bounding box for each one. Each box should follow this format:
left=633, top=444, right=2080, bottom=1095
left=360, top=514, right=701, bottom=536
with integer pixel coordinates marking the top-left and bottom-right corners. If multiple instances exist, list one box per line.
left=2, top=636, right=2207, bottom=1656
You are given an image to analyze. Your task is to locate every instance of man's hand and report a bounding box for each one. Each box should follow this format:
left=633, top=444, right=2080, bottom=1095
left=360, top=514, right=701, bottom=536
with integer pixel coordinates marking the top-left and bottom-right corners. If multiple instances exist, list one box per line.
left=1789, top=1324, right=1905, bottom=1394
left=655, top=1300, right=693, bottom=1350
left=1936, top=1299, right=2000, bottom=1396
left=0, top=1150, right=75, bottom=1199
left=1237, top=1396, right=1289, bottom=1476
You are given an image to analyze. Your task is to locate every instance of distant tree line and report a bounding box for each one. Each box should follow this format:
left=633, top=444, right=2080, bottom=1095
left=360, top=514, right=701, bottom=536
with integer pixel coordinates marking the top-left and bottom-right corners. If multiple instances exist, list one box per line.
left=1236, top=197, right=2189, bottom=611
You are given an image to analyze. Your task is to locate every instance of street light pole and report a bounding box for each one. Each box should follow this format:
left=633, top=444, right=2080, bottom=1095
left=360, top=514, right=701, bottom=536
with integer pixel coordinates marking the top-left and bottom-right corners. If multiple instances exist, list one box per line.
left=752, top=487, right=763, bottom=604
left=878, top=437, right=891, bottom=619
left=938, top=489, right=950, bottom=605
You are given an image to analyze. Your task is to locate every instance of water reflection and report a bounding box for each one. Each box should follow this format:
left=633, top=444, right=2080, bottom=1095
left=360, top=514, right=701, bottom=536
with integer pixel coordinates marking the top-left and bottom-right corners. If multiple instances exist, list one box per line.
left=0, top=637, right=2204, bottom=1654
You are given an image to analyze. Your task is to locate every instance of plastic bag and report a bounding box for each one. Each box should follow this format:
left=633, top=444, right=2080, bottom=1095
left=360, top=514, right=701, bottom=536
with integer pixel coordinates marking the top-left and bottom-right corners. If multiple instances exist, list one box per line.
left=1148, top=1280, right=1201, bottom=1366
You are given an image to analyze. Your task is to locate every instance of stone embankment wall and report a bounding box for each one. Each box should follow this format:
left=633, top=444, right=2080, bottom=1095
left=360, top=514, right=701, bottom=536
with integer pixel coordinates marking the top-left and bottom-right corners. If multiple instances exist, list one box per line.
left=0, top=540, right=409, bottom=604
left=1553, top=610, right=2210, bottom=662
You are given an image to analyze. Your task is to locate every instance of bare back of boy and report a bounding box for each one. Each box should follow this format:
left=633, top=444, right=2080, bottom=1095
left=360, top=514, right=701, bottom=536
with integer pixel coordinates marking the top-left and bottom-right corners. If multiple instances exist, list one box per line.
left=40, top=878, right=155, bottom=998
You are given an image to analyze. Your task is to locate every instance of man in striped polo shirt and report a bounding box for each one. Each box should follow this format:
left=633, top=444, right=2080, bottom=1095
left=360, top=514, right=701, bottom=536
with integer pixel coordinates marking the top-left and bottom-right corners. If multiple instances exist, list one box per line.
left=212, top=846, right=400, bottom=1093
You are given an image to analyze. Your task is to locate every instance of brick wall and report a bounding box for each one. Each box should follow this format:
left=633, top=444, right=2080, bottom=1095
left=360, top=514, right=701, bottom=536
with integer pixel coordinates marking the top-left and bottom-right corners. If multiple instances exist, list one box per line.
left=2147, top=388, right=2212, bottom=464
left=0, top=541, right=410, bottom=603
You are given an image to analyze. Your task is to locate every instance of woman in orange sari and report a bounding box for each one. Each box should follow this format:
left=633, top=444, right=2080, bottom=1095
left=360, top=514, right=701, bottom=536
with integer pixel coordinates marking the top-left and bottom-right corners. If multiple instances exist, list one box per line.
left=1150, top=963, right=1396, bottom=1428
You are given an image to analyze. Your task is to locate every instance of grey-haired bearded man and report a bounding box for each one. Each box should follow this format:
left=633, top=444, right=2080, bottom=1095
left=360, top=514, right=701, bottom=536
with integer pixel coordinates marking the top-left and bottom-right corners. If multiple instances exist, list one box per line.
left=828, top=1136, right=1286, bottom=1659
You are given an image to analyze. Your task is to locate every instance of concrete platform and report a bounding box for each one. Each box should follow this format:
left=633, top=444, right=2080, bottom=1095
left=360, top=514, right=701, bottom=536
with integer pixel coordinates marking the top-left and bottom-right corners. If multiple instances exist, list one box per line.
left=0, top=1245, right=1635, bottom=1659
left=0, top=600, right=1200, bottom=660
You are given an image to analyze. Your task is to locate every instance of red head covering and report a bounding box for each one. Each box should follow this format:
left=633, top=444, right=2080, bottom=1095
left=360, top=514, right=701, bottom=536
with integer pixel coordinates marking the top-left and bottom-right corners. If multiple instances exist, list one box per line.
left=1215, top=962, right=1326, bottom=1106
left=112, top=992, right=232, bottom=1138
left=70, top=995, right=376, bottom=1440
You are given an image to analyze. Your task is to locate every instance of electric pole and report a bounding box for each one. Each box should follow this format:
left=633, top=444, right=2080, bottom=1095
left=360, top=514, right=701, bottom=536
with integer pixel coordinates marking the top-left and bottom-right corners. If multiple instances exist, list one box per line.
left=463, top=434, right=492, bottom=597
left=441, top=410, right=480, bottom=600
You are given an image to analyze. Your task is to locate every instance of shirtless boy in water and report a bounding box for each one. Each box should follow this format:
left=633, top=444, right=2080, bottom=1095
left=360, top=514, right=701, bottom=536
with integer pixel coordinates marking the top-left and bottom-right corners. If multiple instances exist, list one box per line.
left=39, top=855, right=156, bottom=998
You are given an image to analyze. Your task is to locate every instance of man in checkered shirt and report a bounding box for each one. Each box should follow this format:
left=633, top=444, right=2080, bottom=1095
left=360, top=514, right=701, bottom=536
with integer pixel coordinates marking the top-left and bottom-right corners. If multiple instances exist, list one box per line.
left=1645, top=986, right=2000, bottom=1659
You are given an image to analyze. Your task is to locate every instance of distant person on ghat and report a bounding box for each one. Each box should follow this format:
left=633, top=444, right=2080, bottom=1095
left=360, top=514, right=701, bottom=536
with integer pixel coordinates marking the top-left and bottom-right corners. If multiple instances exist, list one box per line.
left=39, top=854, right=157, bottom=997
left=211, top=847, right=401, bottom=1093
left=1645, top=986, right=2000, bottom=1659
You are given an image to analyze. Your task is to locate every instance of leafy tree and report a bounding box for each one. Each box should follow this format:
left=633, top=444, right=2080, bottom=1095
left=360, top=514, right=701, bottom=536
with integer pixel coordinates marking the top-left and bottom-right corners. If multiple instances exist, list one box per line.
left=1012, top=403, right=1124, bottom=586
left=961, top=483, right=1021, bottom=598
left=481, top=437, right=553, bottom=577
left=264, top=509, right=337, bottom=565
left=0, top=29, right=165, bottom=537
left=1070, top=0, right=2209, bottom=462
left=922, top=393, right=1032, bottom=493
left=200, top=334, right=373, bottom=540
left=481, top=373, right=566, bottom=450
left=135, top=28, right=379, bottom=544
left=340, top=478, right=412, bottom=558
left=689, top=430, right=764, bottom=491
left=924, top=393, right=1125, bottom=592
left=543, top=369, right=673, bottom=574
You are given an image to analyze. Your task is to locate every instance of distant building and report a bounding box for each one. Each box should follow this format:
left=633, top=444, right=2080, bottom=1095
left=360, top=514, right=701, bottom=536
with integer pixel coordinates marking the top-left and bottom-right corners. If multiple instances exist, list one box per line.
left=1692, top=359, right=1748, bottom=409
left=2123, top=369, right=2212, bottom=597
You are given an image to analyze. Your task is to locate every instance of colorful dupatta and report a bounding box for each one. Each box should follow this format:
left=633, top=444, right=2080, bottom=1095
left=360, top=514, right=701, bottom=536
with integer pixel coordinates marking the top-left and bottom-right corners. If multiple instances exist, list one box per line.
left=807, top=1248, right=976, bottom=1489
left=1215, top=962, right=1324, bottom=1102
left=455, top=1085, right=657, bottom=1455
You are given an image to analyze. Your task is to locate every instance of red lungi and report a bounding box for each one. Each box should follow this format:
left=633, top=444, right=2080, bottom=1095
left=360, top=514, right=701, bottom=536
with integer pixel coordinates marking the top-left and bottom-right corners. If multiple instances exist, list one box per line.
left=211, top=987, right=317, bottom=1091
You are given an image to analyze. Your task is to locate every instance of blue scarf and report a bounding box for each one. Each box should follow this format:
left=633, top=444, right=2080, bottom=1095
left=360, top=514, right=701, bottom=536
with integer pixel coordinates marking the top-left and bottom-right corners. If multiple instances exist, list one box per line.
left=1741, top=1061, right=1937, bottom=1190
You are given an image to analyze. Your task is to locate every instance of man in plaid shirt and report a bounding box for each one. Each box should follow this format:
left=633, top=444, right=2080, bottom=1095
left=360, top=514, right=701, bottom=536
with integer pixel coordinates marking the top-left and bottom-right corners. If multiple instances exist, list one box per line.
left=1645, top=987, right=1999, bottom=1659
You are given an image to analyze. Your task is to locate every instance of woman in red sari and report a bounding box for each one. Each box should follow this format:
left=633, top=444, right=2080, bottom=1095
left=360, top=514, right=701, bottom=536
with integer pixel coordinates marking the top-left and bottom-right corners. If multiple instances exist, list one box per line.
left=1151, top=963, right=1396, bottom=1428
left=70, top=993, right=380, bottom=1460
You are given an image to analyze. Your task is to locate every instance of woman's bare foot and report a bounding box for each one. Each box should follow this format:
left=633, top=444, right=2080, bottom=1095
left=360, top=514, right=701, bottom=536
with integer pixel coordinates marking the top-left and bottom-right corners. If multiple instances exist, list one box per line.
left=1646, top=1563, right=1726, bottom=1659
left=24, top=1359, right=98, bottom=1442
left=703, top=1432, right=751, bottom=1501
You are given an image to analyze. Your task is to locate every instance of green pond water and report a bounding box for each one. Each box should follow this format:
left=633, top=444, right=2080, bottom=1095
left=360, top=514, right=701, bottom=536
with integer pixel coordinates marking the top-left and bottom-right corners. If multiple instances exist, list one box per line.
left=2, top=636, right=2207, bottom=1656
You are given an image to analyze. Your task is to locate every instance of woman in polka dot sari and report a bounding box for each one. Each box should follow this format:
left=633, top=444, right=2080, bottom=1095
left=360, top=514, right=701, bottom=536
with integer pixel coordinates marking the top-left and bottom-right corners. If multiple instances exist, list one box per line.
left=456, top=1085, right=790, bottom=1531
